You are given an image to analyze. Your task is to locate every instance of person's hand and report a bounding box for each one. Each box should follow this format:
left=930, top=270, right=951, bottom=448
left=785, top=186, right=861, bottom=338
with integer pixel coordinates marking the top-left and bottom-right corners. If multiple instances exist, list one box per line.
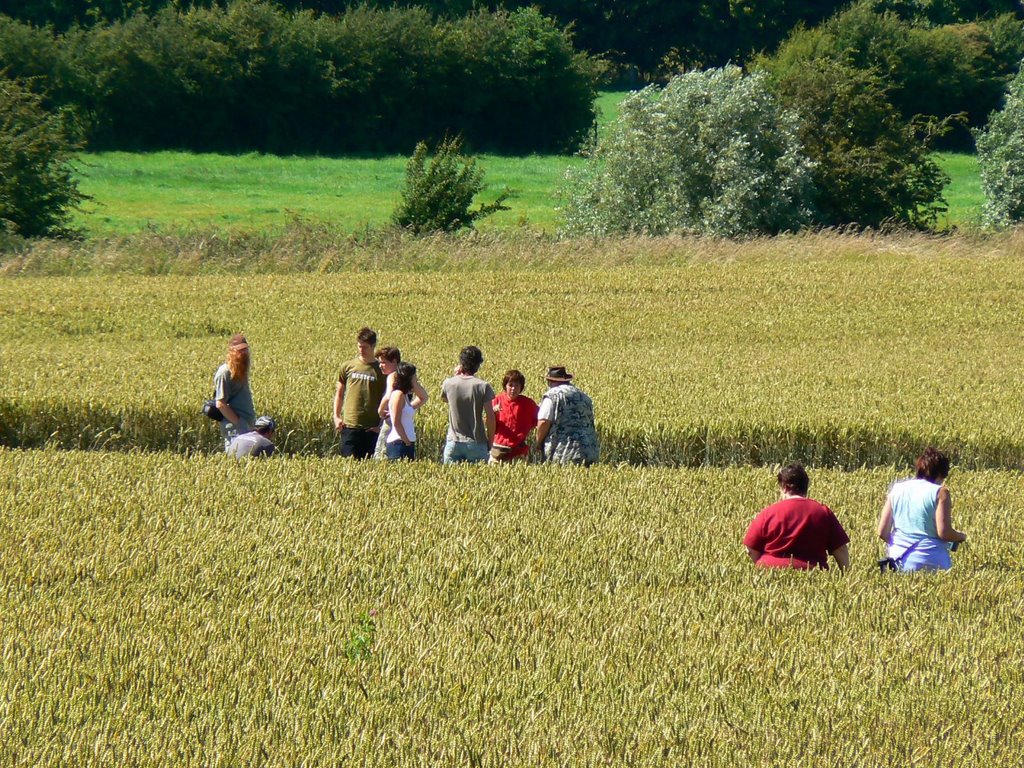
left=453, top=365, right=463, bottom=376
left=333, top=416, right=345, bottom=432
left=403, top=439, right=413, bottom=447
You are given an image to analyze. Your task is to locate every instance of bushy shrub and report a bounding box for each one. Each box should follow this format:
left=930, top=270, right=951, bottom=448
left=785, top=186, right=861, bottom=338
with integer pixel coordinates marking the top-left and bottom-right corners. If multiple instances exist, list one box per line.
left=0, top=76, right=84, bottom=238
left=768, top=58, right=948, bottom=228
left=560, top=67, right=815, bottom=238
left=392, top=136, right=508, bottom=234
left=0, top=1, right=597, bottom=155
left=976, top=64, right=1024, bottom=227
left=761, top=1, right=1024, bottom=149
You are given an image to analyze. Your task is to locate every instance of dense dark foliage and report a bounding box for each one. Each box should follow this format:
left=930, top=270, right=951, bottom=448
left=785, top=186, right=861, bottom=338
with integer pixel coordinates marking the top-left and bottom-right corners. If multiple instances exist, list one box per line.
left=0, top=76, right=84, bottom=237
left=760, top=1, right=1024, bottom=149
left=0, top=2, right=598, bottom=154
left=767, top=59, right=948, bottom=228
left=2, top=0, right=1019, bottom=77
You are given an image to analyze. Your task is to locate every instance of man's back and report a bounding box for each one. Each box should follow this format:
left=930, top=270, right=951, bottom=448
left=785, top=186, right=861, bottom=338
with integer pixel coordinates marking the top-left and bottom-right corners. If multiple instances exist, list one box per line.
left=228, top=431, right=275, bottom=458
left=744, top=497, right=848, bottom=569
left=442, top=374, right=494, bottom=444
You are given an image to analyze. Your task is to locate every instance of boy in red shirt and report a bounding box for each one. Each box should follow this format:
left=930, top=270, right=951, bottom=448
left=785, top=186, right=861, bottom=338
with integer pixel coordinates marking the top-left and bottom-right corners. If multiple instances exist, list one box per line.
left=744, top=464, right=850, bottom=570
left=490, top=369, right=539, bottom=463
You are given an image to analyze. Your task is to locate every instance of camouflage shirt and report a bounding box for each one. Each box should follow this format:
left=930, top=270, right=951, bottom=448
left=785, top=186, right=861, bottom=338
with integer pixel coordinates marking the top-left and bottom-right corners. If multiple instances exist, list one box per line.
left=539, top=384, right=599, bottom=465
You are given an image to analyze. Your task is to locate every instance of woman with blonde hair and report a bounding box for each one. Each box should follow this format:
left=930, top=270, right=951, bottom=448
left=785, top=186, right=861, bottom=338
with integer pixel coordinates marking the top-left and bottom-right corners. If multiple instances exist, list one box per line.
left=213, top=333, right=256, bottom=452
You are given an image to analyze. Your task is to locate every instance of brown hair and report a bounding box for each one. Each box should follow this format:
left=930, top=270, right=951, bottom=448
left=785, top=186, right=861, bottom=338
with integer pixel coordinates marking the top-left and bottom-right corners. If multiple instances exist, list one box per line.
left=393, top=362, right=417, bottom=393
left=459, top=346, right=483, bottom=375
left=502, top=369, right=526, bottom=390
left=376, top=346, right=401, bottom=364
left=227, top=334, right=250, bottom=381
left=915, top=447, right=950, bottom=482
left=356, top=327, right=377, bottom=346
left=777, top=463, right=809, bottom=496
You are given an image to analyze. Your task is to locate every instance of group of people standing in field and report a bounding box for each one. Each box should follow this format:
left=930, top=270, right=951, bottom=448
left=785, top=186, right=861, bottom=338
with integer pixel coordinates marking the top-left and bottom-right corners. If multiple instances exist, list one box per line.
left=210, top=327, right=599, bottom=466
left=744, top=448, right=968, bottom=573
left=211, top=331, right=967, bottom=573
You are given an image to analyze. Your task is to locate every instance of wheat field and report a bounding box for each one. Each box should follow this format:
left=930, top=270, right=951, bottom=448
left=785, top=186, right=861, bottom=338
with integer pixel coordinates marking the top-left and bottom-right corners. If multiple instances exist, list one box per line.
left=2, top=233, right=1023, bottom=765
left=1, top=451, right=1021, bottom=766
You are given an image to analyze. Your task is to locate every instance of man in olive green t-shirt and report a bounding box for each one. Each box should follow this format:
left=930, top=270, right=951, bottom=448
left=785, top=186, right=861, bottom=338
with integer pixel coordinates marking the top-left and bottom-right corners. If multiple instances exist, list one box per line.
left=333, top=326, right=386, bottom=459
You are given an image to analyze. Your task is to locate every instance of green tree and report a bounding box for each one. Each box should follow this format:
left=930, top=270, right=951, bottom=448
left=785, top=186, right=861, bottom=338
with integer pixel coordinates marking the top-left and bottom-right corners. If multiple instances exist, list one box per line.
left=0, top=76, right=85, bottom=237
left=767, top=58, right=948, bottom=228
left=976, top=64, right=1024, bottom=227
left=762, top=1, right=1024, bottom=148
left=560, top=66, right=815, bottom=237
left=392, top=136, right=508, bottom=234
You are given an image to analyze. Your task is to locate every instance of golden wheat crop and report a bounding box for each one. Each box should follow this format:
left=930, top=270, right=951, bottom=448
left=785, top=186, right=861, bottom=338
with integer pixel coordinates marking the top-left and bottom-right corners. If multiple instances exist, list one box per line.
left=0, top=450, right=1020, bottom=766
left=2, top=241, right=1024, bottom=466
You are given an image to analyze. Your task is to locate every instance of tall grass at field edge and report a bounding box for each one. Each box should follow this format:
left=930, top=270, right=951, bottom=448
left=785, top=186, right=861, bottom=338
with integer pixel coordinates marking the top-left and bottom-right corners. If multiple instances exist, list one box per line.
left=3, top=226, right=1022, bottom=277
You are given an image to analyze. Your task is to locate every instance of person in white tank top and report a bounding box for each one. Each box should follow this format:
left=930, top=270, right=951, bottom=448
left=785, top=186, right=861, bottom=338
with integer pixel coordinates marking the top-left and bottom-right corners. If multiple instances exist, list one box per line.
left=379, top=362, right=428, bottom=461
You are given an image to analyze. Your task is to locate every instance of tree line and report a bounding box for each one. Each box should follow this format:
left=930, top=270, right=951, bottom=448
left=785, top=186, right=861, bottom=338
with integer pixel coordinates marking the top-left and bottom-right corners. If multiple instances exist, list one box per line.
left=0, top=1, right=598, bottom=155
left=2, top=0, right=1021, bottom=77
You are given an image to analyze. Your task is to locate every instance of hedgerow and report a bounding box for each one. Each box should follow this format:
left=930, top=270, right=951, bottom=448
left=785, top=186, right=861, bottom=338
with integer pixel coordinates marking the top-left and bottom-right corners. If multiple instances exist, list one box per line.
left=0, top=1, right=598, bottom=154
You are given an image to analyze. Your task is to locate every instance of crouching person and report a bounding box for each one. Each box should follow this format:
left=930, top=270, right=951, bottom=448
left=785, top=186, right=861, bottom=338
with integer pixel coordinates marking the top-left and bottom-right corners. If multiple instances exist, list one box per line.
left=228, top=416, right=277, bottom=459
left=743, top=463, right=850, bottom=571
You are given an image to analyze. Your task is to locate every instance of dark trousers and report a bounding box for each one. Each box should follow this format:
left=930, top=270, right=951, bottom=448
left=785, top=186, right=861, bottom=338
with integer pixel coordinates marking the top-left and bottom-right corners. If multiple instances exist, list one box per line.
left=340, top=427, right=379, bottom=459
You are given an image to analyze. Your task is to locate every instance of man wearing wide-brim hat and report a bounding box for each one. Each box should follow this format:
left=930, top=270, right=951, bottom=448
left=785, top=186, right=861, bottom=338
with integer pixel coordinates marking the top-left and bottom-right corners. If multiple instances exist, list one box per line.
left=534, top=365, right=599, bottom=466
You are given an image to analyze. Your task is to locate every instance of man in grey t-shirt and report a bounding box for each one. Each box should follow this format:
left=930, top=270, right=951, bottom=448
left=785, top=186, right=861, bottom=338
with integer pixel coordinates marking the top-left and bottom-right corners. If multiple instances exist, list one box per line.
left=440, top=346, right=495, bottom=464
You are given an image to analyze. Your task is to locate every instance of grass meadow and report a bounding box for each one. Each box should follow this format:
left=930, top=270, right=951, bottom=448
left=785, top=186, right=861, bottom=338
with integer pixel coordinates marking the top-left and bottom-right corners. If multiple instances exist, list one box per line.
left=69, top=91, right=634, bottom=237
left=69, top=90, right=986, bottom=237
left=72, top=150, right=983, bottom=238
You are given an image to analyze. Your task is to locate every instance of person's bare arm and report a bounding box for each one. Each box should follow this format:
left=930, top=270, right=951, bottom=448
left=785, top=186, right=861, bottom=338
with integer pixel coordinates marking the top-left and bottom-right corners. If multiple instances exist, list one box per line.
left=483, top=399, right=496, bottom=445
left=377, top=373, right=395, bottom=419
left=830, top=543, right=850, bottom=571
left=935, top=486, right=967, bottom=543
left=411, top=376, right=428, bottom=409
left=535, top=419, right=551, bottom=450
left=744, top=546, right=762, bottom=563
left=333, top=380, right=346, bottom=431
left=877, top=497, right=894, bottom=541
left=216, top=399, right=240, bottom=427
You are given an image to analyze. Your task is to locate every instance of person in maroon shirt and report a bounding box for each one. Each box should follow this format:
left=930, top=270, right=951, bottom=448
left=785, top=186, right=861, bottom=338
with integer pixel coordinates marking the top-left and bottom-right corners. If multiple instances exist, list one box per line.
left=744, top=464, right=851, bottom=571
left=490, top=369, right=539, bottom=463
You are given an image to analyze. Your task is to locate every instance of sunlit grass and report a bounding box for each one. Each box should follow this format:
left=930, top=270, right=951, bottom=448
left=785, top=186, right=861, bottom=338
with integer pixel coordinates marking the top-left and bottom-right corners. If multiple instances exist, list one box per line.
left=935, top=151, right=984, bottom=229
left=72, top=149, right=986, bottom=239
